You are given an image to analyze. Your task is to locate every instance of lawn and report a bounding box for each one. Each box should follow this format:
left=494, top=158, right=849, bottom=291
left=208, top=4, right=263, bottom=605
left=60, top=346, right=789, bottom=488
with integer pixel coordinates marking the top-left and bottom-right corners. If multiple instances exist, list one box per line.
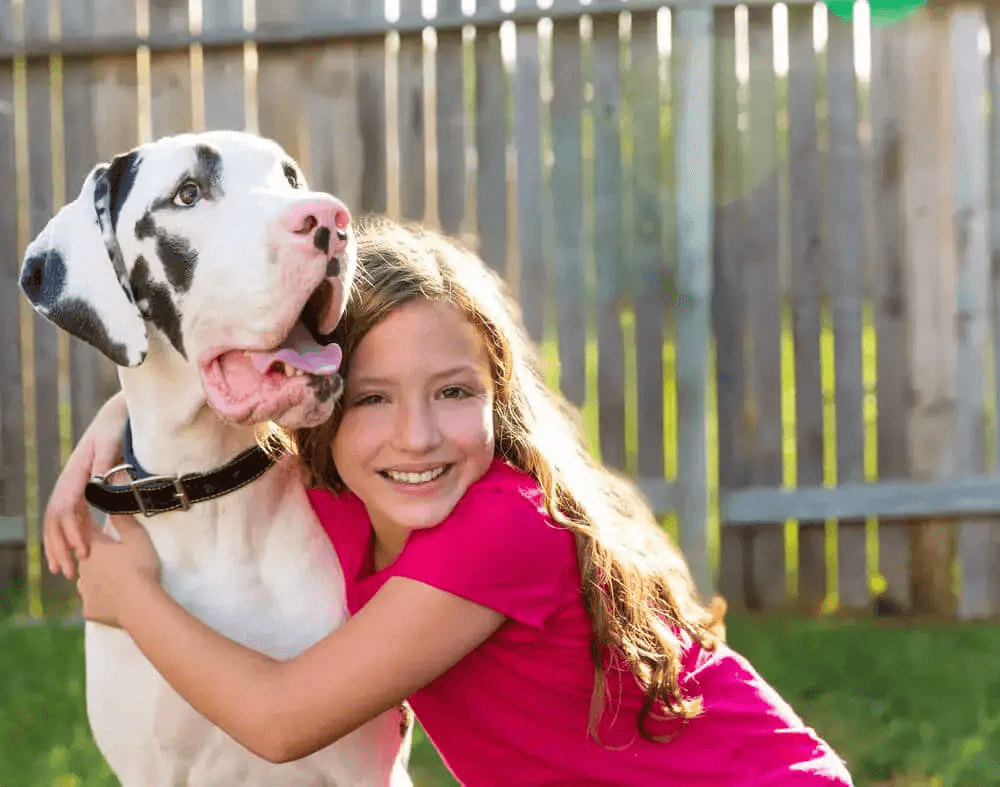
left=3, top=611, right=999, bottom=786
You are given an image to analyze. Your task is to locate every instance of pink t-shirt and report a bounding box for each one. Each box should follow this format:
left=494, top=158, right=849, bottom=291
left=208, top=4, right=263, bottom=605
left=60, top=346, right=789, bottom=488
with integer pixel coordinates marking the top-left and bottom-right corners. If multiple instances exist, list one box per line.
left=308, top=458, right=853, bottom=786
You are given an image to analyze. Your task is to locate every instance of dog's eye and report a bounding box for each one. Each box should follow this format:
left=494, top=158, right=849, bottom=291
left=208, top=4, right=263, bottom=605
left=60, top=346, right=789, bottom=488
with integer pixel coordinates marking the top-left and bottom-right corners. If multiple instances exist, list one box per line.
left=174, top=181, right=201, bottom=207
left=283, top=163, right=300, bottom=189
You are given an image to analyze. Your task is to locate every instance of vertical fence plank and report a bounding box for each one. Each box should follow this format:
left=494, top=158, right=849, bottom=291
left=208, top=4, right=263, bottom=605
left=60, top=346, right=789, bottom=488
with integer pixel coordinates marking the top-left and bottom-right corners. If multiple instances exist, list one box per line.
left=64, top=0, right=133, bottom=445
left=901, top=9, right=957, bottom=615
left=990, top=8, right=1000, bottom=615
left=630, top=10, right=665, bottom=481
left=744, top=5, right=784, bottom=608
left=787, top=3, right=826, bottom=609
left=398, top=0, right=426, bottom=221
left=712, top=6, right=749, bottom=608
left=255, top=3, right=305, bottom=163
left=951, top=8, right=996, bottom=620
left=673, top=6, right=714, bottom=599
left=514, top=15, right=545, bottom=344
left=475, top=1, right=507, bottom=276
left=201, top=0, right=245, bottom=131
left=149, top=0, right=192, bottom=138
left=826, top=13, right=868, bottom=610
left=26, top=0, right=64, bottom=608
left=435, top=0, right=466, bottom=235
left=551, top=16, right=585, bottom=406
left=869, top=21, right=912, bottom=610
left=357, top=0, right=387, bottom=213
left=592, top=11, right=625, bottom=470
left=0, top=0, right=26, bottom=599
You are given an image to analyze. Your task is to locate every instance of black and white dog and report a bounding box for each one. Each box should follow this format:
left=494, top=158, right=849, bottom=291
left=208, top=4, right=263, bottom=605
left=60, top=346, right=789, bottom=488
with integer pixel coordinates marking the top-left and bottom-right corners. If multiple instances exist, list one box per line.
left=20, top=131, right=412, bottom=786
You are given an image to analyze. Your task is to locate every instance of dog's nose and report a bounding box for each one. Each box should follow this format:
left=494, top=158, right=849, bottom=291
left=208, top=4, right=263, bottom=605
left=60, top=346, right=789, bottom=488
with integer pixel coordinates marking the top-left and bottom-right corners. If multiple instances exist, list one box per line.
left=279, top=197, right=351, bottom=259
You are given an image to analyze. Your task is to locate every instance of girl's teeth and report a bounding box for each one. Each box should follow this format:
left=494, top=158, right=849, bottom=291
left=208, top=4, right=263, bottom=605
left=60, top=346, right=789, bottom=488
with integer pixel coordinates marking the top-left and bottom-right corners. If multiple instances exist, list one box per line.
left=385, top=466, right=447, bottom=485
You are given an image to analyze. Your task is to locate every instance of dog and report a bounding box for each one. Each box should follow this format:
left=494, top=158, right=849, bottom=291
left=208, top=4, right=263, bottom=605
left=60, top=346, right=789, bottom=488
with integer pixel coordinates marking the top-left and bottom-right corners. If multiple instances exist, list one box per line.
left=19, top=131, right=413, bottom=786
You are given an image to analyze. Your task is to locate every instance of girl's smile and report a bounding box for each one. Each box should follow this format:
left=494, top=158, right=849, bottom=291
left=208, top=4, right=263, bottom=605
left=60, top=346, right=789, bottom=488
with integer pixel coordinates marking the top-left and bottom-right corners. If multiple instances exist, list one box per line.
left=331, top=298, right=496, bottom=563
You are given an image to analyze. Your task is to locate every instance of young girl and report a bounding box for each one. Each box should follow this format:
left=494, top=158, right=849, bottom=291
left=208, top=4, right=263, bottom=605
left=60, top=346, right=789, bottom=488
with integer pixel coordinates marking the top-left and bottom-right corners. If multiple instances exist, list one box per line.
left=46, top=217, right=853, bottom=785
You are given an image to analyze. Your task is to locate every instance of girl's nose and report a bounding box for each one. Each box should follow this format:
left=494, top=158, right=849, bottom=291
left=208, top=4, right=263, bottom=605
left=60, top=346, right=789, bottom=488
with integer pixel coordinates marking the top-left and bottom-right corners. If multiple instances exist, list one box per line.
left=394, top=400, right=441, bottom=452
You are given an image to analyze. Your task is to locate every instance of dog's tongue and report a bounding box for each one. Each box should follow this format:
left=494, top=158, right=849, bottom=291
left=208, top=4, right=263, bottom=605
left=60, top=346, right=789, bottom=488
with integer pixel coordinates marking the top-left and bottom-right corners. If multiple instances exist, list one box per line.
left=247, top=323, right=342, bottom=375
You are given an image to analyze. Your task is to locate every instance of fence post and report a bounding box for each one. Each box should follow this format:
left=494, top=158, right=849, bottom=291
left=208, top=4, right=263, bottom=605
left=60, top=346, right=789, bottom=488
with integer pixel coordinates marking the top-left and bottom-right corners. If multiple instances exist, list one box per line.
left=0, top=0, right=27, bottom=606
left=673, top=6, right=714, bottom=601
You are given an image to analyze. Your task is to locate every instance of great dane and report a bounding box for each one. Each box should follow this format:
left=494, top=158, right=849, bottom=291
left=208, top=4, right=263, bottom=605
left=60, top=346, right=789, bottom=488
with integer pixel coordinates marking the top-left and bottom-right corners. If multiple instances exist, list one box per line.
left=19, top=131, right=412, bottom=786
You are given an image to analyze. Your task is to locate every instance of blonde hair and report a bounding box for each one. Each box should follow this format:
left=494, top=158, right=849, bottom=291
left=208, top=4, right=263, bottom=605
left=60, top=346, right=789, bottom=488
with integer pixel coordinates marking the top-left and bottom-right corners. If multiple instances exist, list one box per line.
left=289, top=215, right=726, bottom=741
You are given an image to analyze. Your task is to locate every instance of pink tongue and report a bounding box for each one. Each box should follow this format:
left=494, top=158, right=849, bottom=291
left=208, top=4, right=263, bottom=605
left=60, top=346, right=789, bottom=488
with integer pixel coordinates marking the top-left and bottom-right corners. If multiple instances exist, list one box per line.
left=247, top=323, right=342, bottom=375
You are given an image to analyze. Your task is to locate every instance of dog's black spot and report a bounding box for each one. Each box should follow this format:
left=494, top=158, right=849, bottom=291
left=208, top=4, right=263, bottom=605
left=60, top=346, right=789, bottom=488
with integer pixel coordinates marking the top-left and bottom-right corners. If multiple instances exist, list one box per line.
left=307, top=373, right=342, bottom=403
left=135, top=212, right=155, bottom=240
left=156, top=233, right=197, bottom=293
left=20, top=250, right=65, bottom=308
left=105, top=151, right=141, bottom=230
left=314, top=226, right=330, bottom=254
left=282, top=162, right=300, bottom=189
left=49, top=297, right=132, bottom=367
left=133, top=212, right=197, bottom=294
left=195, top=145, right=224, bottom=199
left=130, top=255, right=186, bottom=358
left=325, top=257, right=340, bottom=277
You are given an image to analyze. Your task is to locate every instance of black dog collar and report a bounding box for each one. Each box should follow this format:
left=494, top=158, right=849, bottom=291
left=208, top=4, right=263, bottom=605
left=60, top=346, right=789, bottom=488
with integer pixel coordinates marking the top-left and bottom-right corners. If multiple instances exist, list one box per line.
left=84, top=420, right=281, bottom=517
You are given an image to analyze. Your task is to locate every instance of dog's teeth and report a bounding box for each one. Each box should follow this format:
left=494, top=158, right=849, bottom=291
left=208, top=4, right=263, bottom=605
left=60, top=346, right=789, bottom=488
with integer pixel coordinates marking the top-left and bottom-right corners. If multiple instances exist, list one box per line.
left=283, top=362, right=295, bottom=378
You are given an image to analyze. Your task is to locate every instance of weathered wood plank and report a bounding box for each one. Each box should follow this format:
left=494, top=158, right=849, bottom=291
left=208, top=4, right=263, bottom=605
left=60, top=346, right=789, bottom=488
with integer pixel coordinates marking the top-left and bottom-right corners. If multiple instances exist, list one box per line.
left=743, top=4, right=784, bottom=609
left=672, top=6, right=714, bottom=599
left=900, top=9, right=957, bottom=615
left=435, top=2, right=465, bottom=234
left=149, top=0, right=192, bottom=139
left=514, top=18, right=544, bottom=344
left=201, top=0, right=245, bottom=131
left=0, top=0, right=25, bottom=598
left=826, top=12, right=868, bottom=610
left=711, top=6, right=750, bottom=609
left=65, top=0, right=133, bottom=446
left=550, top=17, right=585, bottom=407
left=256, top=2, right=309, bottom=174
left=475, top=15, right=507, bottom=276
left=356, top=0, right=387, bottom=214
left=989, top=7, right=1000, bottom=618
left=592, top=13, right=625, bottom=470
left=869, top=20, right=912, bottom=611
left=398, top=27, right=425, bottom=221
left=630, top=10, right=665, bottom=480
left=642, top=474, right=1000, bottom=527
left=787, top=3, right=826, bottom=609
left=950, top=8, right=996, bottom=620
left=25, top=0, right=63, bottom=605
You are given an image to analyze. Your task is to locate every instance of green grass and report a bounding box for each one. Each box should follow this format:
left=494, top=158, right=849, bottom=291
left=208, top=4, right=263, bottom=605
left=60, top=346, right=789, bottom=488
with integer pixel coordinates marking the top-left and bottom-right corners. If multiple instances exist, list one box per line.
left=4, top=613, right=1000, bottom=787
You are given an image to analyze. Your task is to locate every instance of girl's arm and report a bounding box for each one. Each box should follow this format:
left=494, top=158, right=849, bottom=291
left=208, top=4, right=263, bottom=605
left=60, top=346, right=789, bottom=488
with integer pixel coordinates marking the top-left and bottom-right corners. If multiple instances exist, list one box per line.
left=45, top=390, right=129, bottom=578
left=80, top=515, right=504, bottom=764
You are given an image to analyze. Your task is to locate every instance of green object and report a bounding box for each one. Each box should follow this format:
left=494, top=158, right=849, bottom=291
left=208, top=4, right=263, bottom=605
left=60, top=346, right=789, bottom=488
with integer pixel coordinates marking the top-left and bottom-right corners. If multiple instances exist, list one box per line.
left=827, top=1, right=927, bottom=27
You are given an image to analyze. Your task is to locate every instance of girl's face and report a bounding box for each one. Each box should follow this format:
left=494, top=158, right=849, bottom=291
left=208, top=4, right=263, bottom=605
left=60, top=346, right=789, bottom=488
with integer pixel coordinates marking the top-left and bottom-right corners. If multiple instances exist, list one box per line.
left=331, top=298, right=497, bottom=539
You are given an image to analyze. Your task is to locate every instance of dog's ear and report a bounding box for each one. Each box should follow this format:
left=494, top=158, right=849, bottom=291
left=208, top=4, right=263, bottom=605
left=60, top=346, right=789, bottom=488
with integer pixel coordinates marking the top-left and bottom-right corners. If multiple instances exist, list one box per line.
left=19, top=161, right=148, bottom=367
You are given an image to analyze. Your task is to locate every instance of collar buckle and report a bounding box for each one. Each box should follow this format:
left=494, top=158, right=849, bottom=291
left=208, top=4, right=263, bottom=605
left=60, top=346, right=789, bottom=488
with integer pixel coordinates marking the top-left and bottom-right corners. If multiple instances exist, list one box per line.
left=89, top=465, right=192, bottom=517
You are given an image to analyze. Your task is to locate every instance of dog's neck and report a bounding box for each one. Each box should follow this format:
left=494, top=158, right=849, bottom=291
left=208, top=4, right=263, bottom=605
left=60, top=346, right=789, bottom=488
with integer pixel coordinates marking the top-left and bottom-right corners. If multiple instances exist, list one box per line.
left=117, top=340, right=260, bottom=477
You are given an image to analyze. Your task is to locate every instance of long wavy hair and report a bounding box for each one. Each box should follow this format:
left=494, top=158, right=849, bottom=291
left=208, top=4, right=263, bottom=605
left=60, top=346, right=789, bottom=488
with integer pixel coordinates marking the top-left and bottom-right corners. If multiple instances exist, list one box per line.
left=286, top=215, right=726, bottom=742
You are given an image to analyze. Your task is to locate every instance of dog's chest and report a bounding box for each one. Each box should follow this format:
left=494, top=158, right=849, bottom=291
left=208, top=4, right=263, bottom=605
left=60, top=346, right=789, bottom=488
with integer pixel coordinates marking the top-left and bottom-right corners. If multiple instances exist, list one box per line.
left=152, top=500, right=348, bottom=657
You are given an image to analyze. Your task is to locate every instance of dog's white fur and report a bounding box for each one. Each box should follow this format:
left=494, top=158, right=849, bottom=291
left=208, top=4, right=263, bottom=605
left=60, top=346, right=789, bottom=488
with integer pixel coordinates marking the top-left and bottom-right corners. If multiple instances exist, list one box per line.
left=21, top=131, right=412, bottom=786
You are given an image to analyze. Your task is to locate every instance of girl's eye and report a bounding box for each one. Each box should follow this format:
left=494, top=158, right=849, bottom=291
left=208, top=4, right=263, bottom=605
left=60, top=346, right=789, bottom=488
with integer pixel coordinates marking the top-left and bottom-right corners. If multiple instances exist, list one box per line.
left=173, top=180, right=201, bottom=207
left=439, top=385, right=470, bottom=400
left=353, top=393, right=385, bottom=406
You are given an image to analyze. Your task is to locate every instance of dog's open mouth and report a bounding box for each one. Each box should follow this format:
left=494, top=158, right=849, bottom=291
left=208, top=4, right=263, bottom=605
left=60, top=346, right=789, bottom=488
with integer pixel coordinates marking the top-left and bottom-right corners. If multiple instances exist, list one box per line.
left=201, top=275, right=346, bottom=424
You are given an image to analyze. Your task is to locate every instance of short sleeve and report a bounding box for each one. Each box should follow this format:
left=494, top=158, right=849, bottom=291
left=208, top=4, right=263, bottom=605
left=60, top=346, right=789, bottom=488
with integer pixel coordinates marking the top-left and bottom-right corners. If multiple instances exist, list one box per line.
left=384, top=475, right=581, bottom=629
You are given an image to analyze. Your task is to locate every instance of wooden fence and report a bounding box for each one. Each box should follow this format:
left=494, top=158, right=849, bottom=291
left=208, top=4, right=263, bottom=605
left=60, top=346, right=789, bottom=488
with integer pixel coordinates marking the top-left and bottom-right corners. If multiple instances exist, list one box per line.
left=2, top=0, right=999, bottom=620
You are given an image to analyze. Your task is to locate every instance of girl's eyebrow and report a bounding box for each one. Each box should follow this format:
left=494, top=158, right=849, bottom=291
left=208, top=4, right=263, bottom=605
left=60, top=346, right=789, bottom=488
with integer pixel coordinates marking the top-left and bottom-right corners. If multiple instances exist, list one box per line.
left=350, top=364, right=484, bottom=389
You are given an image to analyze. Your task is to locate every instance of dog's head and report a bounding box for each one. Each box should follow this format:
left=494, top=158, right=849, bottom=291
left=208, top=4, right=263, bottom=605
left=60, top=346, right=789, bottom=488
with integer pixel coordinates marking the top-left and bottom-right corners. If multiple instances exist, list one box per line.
left=20, top=130, right=355, bottom=428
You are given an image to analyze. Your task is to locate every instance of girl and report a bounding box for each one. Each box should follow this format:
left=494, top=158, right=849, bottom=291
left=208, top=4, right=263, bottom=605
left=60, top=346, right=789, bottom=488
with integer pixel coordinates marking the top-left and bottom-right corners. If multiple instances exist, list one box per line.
left=46, top=217, right=853, bottom=785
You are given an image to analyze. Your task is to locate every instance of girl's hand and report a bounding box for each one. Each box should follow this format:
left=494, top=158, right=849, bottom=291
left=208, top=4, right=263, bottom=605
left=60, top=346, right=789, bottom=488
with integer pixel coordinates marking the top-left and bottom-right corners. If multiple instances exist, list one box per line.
left=44, top=392, right=129, bottom=579
left=76, top=514, right=161, bottom=628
